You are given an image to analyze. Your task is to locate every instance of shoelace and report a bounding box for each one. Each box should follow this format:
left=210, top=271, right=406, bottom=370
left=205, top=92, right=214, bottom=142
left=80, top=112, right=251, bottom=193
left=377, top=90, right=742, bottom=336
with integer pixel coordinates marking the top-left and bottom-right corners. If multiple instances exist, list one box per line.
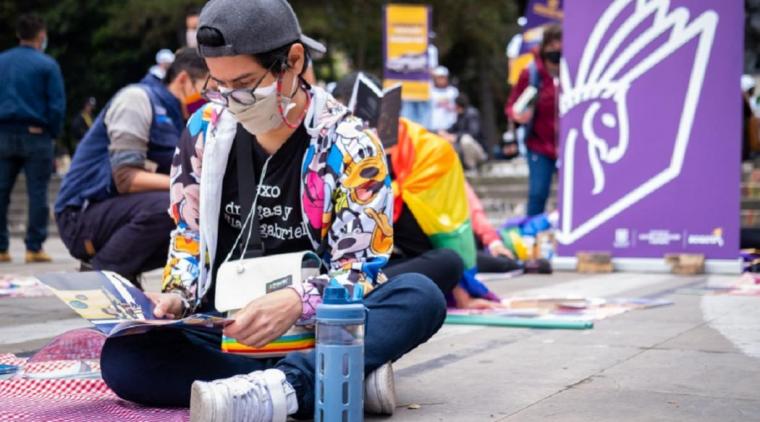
left=217, top=373, right=273, bottom=422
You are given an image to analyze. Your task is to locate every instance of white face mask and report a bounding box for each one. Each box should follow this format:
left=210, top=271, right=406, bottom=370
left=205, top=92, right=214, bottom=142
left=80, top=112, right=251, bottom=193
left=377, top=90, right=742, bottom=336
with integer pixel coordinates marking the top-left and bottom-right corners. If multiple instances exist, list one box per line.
left=225, top=75, right=299, bottom=136
left=186, top=29, right=198, bottom=48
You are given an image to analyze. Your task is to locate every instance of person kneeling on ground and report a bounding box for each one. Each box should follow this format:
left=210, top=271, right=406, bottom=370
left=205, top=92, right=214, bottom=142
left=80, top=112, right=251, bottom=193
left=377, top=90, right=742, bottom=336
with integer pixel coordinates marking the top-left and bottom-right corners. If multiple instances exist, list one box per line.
left=466, top=182, right=522, bottom=273
left=99, top=1, right=446, bottom=421
left=55, top=48, right=208, bottom=286
left=438, top=94, right=488, bottom=171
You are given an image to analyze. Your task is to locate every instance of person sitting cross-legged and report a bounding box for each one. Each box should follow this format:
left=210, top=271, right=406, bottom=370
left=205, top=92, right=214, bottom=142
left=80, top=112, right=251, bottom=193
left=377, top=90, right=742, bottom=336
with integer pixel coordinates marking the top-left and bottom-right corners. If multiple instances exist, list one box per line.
left=99, top=2, right=446, bottom=421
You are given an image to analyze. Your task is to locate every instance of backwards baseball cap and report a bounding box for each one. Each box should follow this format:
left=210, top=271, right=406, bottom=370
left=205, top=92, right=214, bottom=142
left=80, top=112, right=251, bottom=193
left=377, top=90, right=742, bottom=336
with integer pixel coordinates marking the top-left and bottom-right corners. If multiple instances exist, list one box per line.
left=197, top=0, right=326, bottom=58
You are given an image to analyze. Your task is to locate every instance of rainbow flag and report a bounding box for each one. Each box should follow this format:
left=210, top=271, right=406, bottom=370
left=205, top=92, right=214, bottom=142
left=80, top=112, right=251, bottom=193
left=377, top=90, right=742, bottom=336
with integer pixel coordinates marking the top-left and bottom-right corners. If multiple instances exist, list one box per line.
left=391, top=119, right=490, bottom=298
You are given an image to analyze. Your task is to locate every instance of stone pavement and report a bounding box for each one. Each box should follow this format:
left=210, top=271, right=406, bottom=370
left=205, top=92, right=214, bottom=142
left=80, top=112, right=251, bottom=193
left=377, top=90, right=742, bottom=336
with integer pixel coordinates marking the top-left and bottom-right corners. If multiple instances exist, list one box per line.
left=1, top=237, right=759, bottom=421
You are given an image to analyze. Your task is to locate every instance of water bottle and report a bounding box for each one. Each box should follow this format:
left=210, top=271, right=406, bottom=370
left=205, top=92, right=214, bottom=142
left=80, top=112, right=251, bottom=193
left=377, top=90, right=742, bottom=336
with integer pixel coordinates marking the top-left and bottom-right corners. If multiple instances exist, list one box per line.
left=314, top=280, right=366, bottom=422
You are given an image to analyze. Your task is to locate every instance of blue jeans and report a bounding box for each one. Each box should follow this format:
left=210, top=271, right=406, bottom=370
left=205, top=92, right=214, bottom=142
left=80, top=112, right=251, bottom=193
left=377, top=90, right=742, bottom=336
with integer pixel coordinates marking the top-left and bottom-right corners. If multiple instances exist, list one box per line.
left=100, top=273, right=446, bottom=419
left=0, top=131, right=53, bottom=251
left=526, top=150, right=556, bottom=217
left=401, top=100, right=431, bottom=129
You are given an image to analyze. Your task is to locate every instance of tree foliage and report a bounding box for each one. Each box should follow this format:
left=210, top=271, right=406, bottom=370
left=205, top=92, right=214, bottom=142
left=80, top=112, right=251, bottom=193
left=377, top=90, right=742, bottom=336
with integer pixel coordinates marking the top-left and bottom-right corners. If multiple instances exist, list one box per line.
left=1, top=0, right=520, bottom=148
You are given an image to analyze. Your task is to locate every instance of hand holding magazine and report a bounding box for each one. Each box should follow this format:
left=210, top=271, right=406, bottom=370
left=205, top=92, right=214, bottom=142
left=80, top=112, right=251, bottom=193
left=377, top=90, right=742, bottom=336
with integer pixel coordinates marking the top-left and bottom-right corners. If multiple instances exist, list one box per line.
left=36, top=271, right=232, bottom=337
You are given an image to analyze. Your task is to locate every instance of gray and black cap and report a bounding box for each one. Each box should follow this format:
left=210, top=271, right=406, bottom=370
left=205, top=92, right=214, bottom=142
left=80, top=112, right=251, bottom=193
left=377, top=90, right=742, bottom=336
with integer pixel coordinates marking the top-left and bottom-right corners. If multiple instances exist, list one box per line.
left=197, top=0, right=326, bottom=57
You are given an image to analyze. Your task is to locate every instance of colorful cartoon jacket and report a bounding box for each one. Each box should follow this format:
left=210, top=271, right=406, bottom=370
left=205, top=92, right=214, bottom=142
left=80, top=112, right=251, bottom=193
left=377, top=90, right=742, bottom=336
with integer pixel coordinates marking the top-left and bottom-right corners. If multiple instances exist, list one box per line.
left=162, top=86, right=394, bottom=322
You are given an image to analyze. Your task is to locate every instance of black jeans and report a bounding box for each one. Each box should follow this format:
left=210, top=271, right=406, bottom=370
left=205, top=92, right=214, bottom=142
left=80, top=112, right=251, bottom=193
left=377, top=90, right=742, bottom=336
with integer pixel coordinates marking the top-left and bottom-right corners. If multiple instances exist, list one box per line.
left=0, top=131, right=53, bottom=251
left=100, top=273, right=446, bottom=419
left=476, top=251, right=522, bottom=273
left=385, top=248, right=463, bottom=295
left=56, top=191, right=174, bottom=279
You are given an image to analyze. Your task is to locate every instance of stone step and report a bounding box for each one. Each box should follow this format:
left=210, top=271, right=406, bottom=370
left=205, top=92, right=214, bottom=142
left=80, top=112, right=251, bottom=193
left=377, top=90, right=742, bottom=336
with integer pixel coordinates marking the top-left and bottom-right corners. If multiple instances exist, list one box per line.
left=8, top=175, right=61, bottom=237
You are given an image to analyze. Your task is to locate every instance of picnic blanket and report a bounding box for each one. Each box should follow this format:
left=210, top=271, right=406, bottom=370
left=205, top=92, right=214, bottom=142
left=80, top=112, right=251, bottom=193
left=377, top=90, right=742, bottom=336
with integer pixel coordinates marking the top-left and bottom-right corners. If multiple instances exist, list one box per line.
left=0, top=334, right=188, bottom=421
left=0, top=377, right=188, bottom=421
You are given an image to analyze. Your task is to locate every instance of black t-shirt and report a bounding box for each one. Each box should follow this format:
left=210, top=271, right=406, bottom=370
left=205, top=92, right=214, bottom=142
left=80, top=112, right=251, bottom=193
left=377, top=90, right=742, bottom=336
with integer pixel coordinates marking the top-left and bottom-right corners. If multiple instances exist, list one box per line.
left=213, top=124, right=313, bottom=279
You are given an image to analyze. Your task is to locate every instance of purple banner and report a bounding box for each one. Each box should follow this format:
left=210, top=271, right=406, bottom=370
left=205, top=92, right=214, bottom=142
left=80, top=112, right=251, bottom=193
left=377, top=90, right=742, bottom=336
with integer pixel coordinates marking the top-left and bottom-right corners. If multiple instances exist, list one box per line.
left=556, top=0, right=742, bottom=260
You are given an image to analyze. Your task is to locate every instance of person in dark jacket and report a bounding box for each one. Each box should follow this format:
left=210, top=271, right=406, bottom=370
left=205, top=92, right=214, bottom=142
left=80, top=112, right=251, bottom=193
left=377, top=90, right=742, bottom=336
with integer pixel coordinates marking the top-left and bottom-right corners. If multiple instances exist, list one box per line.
left=0, top=14, right=65, bottom=264
left=442, top=94, right=488, bottom=170
left=69, top=97, right=96, bottom=152
left=55, top=48, right=208, bottom=285
left=506, top=24, right=561, bottom=216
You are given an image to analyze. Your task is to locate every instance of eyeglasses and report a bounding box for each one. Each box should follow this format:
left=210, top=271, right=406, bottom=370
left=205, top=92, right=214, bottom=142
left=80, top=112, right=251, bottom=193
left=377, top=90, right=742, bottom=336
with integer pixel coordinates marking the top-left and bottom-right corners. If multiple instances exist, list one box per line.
left=201, top=63, right=276, bottom=107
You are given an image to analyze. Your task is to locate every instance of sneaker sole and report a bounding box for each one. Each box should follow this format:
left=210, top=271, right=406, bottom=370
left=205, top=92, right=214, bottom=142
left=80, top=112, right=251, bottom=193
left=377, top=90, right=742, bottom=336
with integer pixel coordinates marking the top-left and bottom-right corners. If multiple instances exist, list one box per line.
left=190, top=381, right=217, bottom=422
left=364, top=363, right=396, bottom=415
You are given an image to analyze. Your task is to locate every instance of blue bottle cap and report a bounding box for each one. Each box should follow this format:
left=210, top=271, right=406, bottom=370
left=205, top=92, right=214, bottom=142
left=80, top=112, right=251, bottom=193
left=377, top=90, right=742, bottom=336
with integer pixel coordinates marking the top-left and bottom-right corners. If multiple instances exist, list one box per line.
left=317, top=280, right=366, bottom=322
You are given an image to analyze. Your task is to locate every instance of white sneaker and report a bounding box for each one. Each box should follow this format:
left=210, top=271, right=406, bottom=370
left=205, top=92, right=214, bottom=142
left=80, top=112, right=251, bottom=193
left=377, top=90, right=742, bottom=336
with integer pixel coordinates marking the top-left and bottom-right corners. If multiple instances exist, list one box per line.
left=364, top=362, right=396, bottom=415
left=190, top=368, right=297, bottom=422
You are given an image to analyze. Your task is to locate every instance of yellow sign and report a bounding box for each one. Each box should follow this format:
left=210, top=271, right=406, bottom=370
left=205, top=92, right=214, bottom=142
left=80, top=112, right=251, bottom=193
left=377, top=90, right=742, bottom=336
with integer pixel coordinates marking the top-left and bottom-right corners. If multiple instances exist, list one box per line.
left=384, top=4, right=431, bottom=101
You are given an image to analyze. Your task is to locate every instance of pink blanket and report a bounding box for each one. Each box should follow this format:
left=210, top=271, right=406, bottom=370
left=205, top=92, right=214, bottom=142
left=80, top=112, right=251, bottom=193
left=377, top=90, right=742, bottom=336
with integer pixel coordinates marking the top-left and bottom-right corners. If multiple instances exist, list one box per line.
left=0, top=354, right=188, bottom=421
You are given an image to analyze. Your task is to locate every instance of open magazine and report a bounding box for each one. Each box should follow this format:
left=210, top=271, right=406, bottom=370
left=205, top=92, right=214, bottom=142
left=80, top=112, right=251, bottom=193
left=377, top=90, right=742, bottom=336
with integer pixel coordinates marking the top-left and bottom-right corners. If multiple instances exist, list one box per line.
left=36, top=271, right=231, bottom=337
left=348, top=72, right=402, bottom=148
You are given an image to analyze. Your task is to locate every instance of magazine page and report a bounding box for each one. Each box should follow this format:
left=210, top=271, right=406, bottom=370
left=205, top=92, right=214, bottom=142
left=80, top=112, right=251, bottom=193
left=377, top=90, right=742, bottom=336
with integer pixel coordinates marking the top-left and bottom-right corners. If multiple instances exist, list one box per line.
left=36, top=271, right=232, bottom=337
left=37, top=271, right=155, bottom=335
left=109, top=313, right=233, bottom=337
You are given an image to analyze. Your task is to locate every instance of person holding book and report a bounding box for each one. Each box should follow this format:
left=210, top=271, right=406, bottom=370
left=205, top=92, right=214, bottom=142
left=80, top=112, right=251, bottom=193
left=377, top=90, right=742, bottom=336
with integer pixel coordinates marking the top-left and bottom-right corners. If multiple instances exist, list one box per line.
left=505, top=24, right=562, bottom=216
left=99, top=1, right=446, bottom=421
left=332, top=71, right=507, bottom=310
left=55, top=48, right=209, bottom=286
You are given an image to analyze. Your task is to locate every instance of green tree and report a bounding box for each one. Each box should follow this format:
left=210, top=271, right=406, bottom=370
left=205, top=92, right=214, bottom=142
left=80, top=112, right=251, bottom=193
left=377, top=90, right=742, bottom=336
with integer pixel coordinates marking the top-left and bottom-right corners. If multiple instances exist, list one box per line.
left=2, top=0, right=520, bottom=150
left=293, top=0, right=520, bottom=149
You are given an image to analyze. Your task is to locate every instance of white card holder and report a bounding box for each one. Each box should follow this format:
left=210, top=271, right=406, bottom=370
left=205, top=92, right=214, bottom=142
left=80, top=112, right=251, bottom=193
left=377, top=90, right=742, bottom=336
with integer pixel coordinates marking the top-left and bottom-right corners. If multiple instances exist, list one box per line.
left=215, top=250, right=321, bottom=312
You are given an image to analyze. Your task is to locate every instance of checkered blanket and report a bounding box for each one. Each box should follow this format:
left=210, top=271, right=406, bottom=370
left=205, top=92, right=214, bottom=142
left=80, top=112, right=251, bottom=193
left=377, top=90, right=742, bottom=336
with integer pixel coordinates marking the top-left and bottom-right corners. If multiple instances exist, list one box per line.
left=0, top=354, right=188, bottom=421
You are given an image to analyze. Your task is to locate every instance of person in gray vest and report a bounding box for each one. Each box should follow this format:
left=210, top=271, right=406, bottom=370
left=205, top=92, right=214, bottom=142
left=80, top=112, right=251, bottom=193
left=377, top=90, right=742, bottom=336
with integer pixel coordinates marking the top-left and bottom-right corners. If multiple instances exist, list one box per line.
left=55, top=48, right=208, bottom=286
left=0, top=13, right=65, bottom=264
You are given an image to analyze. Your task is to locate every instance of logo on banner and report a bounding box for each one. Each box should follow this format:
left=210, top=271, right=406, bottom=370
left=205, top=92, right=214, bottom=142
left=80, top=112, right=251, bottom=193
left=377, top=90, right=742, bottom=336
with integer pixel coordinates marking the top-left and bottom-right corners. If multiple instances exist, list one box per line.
left=637, top=229, right=681, bottom=246
left=687, top=228, right=724, bottom=247
left=613, top=228, right=630, bottom=248
left=557, top=0, right=718, bottom=245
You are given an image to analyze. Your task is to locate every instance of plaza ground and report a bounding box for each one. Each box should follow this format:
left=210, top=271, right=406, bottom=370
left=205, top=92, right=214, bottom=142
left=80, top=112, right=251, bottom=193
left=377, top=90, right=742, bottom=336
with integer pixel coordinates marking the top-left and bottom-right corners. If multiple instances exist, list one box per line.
left=1, top=237, right=758, bottom=421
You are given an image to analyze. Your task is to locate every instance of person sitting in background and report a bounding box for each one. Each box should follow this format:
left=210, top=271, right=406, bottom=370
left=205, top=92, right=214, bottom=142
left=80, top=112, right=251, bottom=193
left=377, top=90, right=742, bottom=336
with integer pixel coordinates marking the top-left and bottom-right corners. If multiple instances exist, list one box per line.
left=55, top=48, right=209, bottom=286
left=440, top=94, right=488, bottom=171
left=0, top=13, right=65, bottom=264
left=333, top=71, right=503, bottom=309
left=466, top=182, right=522, bottom=273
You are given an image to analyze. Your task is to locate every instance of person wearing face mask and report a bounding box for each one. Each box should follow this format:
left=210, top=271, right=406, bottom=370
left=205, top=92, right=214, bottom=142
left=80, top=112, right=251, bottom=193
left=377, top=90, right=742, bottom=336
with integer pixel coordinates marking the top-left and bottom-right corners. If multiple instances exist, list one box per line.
left=506, top=24, right=562, bottom=216
left=98, top=1, right=446, bottom=421
left=0, top=13, right=65, bottom=264
left=55, top=48, right=209, bottom=286
left=183, top=6, right=201, bottom=48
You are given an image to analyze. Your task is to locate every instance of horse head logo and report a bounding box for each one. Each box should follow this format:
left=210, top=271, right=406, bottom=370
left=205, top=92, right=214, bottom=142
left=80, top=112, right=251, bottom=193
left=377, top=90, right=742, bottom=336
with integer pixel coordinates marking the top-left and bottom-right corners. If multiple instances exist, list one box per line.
left=557, top=0, right=717, bottom=245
